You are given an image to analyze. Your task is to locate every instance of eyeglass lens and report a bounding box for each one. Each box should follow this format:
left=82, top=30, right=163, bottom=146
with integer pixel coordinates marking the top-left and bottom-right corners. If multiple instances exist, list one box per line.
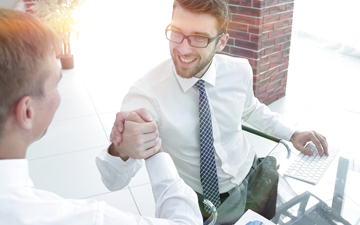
left=166, top=30, right=209, bottom=48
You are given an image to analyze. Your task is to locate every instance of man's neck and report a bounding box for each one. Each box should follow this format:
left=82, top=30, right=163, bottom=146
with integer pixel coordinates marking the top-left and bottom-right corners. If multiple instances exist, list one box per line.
left=0, top=133, right=28, bottom=159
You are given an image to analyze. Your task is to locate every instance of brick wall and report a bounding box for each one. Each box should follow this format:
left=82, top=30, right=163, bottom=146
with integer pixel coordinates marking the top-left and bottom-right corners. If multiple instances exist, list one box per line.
left=222, top=0, right=294, bottom=105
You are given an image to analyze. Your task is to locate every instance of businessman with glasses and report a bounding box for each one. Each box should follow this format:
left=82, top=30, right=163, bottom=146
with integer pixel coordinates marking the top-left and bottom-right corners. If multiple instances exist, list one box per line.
left=96, top=0, right=328, bottom=222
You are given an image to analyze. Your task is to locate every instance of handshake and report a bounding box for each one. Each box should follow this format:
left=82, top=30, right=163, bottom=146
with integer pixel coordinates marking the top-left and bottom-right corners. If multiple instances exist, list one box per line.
left=108, top=108, right=162, bottom=161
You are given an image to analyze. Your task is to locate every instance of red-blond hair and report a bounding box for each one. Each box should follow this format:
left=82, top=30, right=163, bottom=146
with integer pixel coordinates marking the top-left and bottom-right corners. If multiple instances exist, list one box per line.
left=0, top=8, right=60, bottom=139
left=173, top=0, right=230, bottom=34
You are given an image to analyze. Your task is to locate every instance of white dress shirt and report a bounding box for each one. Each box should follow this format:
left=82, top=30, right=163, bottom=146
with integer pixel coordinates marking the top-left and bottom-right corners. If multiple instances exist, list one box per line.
left=0, top=153, right=202, bottom=225
left=96, top=54, right=295, bottom=195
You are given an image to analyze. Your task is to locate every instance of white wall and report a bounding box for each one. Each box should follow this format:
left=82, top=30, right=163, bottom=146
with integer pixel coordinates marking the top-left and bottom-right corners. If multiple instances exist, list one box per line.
left=292, top=0, right=360, bottom=57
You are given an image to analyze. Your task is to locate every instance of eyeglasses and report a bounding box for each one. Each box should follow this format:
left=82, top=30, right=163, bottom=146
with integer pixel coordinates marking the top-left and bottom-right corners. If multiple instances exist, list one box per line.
left=165, top=24, right=224, bottom=48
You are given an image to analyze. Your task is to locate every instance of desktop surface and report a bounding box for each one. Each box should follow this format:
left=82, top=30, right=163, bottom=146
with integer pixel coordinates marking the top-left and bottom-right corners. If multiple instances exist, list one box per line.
left=204, top=143, right=360, bottom=225
left=275, top=145, right=360, bottom=225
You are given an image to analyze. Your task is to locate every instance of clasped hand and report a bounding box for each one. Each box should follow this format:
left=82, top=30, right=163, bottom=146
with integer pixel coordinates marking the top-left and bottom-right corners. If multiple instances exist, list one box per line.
left=109, top=108, right=162, bottom=161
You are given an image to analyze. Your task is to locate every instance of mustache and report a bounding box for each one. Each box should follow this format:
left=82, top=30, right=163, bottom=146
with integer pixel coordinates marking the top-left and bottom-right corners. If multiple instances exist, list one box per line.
left=173, top=51, right=198, bottom=58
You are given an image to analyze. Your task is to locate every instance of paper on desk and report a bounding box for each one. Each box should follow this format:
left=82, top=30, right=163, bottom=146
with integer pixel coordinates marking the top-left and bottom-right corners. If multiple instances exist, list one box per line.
left=235, top=209, right=275, bottom=225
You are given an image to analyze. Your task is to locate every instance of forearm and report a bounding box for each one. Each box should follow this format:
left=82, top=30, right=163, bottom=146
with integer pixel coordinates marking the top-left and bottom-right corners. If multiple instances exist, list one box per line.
left=146, top=153, right=202, bottom=224
left=95, top=148, right=143, bottom=191
left=246, top=106, right=295, bottom=141
left=243, top=94, right=295, bottom=141
left=241, top=64, right=295, bottom=140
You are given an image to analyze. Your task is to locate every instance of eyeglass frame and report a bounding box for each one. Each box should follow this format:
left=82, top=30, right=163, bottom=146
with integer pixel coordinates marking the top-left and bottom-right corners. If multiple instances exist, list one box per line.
left=165, top=24, right=224, bottom=48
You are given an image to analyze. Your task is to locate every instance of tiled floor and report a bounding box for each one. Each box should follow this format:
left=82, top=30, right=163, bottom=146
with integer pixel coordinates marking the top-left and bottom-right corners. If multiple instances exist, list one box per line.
left=27, top=0, right=360, bottom=223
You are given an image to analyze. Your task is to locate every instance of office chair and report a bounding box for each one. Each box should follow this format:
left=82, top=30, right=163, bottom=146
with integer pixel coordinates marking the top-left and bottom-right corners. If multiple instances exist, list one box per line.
left=204, top=125, right=291, bottom=225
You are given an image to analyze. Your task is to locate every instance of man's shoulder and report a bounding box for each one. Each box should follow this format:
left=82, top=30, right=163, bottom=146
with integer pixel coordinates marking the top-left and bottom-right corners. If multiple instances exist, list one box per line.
left=214, top=54, right=252, bottom=75
left=132, top=58, right=173, bottom=91
left=215, top=53, right=250, bottom=66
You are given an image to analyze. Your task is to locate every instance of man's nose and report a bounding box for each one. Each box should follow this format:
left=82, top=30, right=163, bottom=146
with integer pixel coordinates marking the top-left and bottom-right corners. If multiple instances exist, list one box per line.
left=177, top=38, right=193, bottom=55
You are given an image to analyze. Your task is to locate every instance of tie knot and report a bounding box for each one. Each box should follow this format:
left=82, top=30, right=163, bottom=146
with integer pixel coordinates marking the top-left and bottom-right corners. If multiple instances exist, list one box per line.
left=195, top=79, right=205, bottom=91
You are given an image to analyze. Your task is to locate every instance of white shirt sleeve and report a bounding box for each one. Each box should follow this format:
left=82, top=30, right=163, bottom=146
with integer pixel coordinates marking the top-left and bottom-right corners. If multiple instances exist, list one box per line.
left=95, top=86, right=161, bottom=191
left=242, top=63, right=296, bottom=141
left=146, top=153, right=202, bottom=224
left=99, top=153, right=202, bottom=225
left=95, top=147, right=143, bottom=191
left=1, top=157, right=202, bottom=225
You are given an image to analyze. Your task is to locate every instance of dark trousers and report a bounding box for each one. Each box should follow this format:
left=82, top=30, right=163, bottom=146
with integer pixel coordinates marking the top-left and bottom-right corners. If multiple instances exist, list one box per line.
left=196, top=155, right=279, bottom=223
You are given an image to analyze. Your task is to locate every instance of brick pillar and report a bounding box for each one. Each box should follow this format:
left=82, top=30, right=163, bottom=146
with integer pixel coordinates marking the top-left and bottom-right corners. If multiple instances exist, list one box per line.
left=222, top=0, right=294, bottom=105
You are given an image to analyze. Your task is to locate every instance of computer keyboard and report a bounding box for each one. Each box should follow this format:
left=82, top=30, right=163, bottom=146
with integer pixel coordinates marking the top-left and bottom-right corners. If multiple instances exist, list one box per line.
left=284, top=142, right=340, bottom=185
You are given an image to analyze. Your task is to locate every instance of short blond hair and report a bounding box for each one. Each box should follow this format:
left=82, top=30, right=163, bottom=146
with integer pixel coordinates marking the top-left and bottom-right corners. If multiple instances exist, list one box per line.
left=173, top=0, right=230, bottom=34
left=0, top=8, right=60, bottom=139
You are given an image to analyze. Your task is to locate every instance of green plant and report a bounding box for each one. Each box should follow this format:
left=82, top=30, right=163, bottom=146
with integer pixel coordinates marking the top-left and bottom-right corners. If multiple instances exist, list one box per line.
left=31, top=0, right=85, bottom=57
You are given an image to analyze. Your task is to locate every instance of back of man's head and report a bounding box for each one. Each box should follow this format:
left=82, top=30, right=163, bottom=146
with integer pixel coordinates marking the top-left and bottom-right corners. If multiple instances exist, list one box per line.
left=0, top=8, right=60, bottom=141
left=173, top=0, right=230, bottom=34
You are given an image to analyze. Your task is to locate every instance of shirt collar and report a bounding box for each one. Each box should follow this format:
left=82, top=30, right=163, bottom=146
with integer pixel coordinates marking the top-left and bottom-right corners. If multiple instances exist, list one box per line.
left=0, top=159, right=34, bottom=187
left=173, top=58, right=217, bottom=92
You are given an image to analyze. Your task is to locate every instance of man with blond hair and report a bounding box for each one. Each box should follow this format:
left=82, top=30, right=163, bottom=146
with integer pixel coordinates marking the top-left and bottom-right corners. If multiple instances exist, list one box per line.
left=0, top=8, right=202, bottom=224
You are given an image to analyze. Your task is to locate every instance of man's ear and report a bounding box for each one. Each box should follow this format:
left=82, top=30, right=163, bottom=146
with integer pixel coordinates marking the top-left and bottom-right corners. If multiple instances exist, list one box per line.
left=216, top=33, right=229, bottom=52
left=15, top=96, right=34, bottom=130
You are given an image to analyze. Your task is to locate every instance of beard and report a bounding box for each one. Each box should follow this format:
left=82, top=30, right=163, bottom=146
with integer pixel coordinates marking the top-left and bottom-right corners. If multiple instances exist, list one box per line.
left=171, top=46, right=217, bottom=79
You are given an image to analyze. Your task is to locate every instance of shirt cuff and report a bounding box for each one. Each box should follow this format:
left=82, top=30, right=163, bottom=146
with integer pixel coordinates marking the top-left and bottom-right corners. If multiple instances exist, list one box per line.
left=145, top=152, right=180, bottom=185
left=272, top=120, right=296, bottom=141
left=104, top=147, right=138, bottom=166
left=97, top=147, right=138, bottom=171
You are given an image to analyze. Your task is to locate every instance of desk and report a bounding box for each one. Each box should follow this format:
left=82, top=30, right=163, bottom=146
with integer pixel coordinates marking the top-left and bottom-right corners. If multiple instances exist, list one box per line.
left=204, top=143, right=360, bottom=225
